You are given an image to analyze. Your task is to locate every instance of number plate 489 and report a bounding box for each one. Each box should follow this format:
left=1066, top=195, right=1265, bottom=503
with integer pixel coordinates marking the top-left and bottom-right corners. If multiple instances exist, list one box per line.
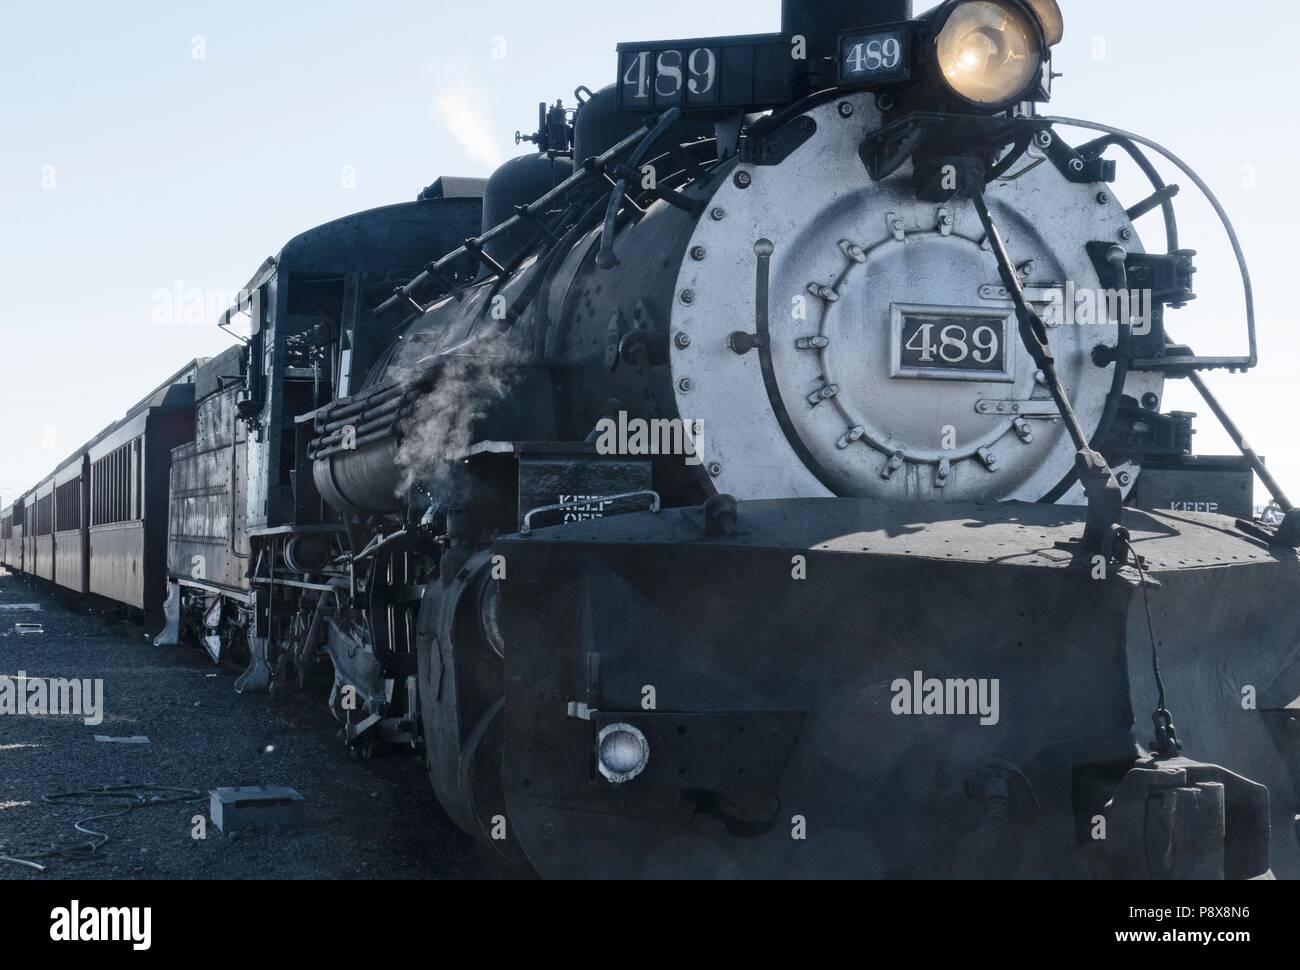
left=890, top=305, right=1015, bottom=383
left=838, top=25, right=912, bottom=86
left=620, top=47, right=721, bottom=110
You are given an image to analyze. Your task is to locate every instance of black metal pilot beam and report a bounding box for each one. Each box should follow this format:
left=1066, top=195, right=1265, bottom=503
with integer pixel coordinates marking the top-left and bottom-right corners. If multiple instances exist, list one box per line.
left=781, top=0, right=913, bottom=81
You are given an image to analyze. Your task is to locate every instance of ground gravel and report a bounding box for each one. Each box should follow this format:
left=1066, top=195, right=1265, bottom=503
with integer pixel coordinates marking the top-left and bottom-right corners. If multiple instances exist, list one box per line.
left=0, top=567, right=511, bottom=880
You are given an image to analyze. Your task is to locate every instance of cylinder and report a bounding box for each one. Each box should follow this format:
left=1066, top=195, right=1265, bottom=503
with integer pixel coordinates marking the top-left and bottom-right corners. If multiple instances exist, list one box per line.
left=314, top=437, right=403, bottom=516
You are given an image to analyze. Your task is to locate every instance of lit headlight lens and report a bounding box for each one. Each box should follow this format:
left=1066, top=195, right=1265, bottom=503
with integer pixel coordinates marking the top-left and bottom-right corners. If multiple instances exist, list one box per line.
left=937, top=1, right=1043, bottom=107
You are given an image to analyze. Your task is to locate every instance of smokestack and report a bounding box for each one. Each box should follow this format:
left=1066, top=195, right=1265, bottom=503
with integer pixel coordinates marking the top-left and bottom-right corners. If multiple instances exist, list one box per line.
left=782, top=0, right=914, bottom=81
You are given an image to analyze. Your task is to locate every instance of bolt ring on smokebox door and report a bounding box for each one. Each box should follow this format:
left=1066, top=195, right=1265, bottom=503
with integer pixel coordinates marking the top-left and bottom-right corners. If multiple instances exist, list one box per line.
left=669, top=92, right=1155, bottom=504
left=804, top=229, right=1028, bottom=468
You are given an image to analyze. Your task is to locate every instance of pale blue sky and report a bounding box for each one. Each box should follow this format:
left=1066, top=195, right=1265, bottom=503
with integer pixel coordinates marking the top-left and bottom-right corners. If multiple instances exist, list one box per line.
left=1, top=1, right=1296, bottom=508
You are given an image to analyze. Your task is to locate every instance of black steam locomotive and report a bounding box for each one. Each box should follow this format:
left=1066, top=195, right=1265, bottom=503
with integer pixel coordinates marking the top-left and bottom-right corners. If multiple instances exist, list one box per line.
left=4, top=0, right=1298, bottom=879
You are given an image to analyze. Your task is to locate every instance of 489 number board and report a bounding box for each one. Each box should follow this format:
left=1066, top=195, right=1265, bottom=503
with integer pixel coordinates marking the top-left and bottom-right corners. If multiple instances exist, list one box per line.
left=617, top=34, right=798, bottom=113
left=837, top=22, right=913, bottom=87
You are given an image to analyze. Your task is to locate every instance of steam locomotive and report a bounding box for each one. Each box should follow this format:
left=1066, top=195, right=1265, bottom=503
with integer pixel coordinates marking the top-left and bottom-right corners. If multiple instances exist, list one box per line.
left=4, top=0, right=1298, bottom=879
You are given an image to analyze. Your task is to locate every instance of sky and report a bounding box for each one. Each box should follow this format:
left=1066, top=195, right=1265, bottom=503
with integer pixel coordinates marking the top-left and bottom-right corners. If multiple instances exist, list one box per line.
left=1, top=0, right=1297, bottom=509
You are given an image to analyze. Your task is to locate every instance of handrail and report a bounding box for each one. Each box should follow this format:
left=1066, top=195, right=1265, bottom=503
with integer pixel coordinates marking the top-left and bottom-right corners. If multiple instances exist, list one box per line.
left=520, top=491, right=661, bottom=537
left=1040, top=116, right=1258, bottom=373
left=376, top=110, right=681, bottom=324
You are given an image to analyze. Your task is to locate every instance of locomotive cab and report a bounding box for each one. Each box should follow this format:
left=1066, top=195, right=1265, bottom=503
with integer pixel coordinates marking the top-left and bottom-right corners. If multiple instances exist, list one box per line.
left=219, top=193, right=485, bottom=532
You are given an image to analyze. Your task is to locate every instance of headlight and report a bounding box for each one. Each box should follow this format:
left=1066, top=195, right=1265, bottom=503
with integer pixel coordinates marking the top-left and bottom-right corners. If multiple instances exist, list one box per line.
left=596, top=723, right=650, bottom=784
left=935, top=0, right=1046, bottom=108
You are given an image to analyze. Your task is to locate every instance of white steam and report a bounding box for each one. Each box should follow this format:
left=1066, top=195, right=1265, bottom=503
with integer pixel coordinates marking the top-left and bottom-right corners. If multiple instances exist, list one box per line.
left=389, top=332, right=527, bottom=499
left=432, top=80, right=503, bottom=172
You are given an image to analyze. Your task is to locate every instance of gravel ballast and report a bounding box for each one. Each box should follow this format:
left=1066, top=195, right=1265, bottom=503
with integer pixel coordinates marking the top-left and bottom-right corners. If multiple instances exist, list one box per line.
left=0, top=568, right=508, bottom=880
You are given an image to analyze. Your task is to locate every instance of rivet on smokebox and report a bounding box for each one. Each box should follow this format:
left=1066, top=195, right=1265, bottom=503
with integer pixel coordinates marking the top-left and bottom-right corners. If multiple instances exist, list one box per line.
left=674, top=332, right=691, bottom=349
left=733, top=171, right=752, bottom=189
left=677, top=377, right=694, bottom=394
left=679, top=289, right=695, bottom=306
